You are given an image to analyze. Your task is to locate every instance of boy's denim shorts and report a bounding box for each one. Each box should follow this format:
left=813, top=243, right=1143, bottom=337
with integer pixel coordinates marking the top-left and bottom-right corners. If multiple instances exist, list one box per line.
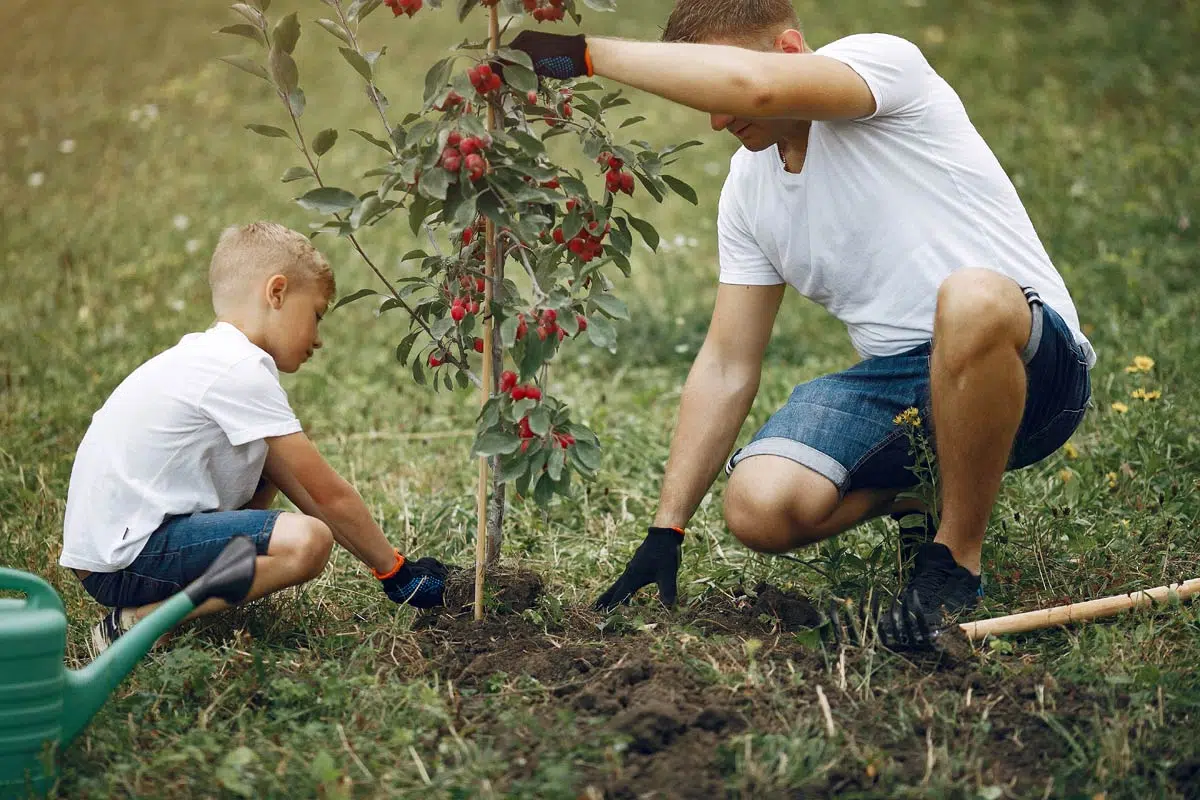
left=81, top=509, right=279, bottom=608
left=726, top=292, right=1092, bottom=496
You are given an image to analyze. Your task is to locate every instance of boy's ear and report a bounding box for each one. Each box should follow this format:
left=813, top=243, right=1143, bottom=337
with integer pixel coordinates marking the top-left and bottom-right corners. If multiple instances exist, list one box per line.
left=265, top=274, right=289, bottom=310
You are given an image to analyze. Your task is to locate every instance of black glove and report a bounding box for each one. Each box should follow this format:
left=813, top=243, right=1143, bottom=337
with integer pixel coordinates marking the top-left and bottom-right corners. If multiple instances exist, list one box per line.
left=507, top=30, right=592, bottom=80
left=594, top=527, right=682, bottom=611
left=381, top=556, right=450, bottom=609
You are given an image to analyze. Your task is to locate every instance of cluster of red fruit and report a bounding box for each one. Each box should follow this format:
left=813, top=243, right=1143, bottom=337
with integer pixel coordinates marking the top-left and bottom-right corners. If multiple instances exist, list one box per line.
left=499, top=371, right=542, bottom=401
left=543, top=88, right=573, bottom=127
left=441, top=131, right=491, bottom=182
left=551, top=217, right=609, bottom=263
left=599, top=152, right=635, bottom=196
left=522, top=0, right=565, bottom=22
left=435, top=91, right=465, bottom=113
left=468, top=63, right=502, bottom=95
left=384, top=0, right=421, bottom=17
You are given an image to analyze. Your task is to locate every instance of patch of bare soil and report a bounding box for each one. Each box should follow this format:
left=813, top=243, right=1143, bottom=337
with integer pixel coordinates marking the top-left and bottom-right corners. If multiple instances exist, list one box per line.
left=406, top=573, right=1114, bottom=798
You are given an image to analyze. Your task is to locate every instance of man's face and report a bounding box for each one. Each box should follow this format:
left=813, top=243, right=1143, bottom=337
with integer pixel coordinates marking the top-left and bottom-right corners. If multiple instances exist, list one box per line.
left=704, top=30, right=805, bottom=151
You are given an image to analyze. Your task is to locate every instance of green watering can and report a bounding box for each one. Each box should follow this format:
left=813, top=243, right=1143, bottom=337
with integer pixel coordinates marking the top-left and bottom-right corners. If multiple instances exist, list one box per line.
left=0, top=536, right=257, bottom=799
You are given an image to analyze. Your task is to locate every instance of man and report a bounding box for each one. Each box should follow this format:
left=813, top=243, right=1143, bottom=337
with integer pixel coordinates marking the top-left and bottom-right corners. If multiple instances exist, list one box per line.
left=510, top=0, right=1094, bottom=646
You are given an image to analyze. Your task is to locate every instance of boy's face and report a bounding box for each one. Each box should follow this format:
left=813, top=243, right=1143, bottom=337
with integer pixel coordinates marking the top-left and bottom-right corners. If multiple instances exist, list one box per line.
left=263, top=274, right=330, bottom=374
left=705, top=29, right=809, bottom=152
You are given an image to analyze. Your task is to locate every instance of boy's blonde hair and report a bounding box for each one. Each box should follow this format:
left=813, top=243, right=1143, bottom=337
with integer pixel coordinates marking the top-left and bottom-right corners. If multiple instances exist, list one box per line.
left=209, top=222, right=336, bottom=313
left=662, top=0, right=800, bottom=45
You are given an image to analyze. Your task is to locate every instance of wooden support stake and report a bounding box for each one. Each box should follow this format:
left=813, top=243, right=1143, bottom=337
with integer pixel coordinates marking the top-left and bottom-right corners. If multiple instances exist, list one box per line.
left=960, top=577, right=1200, bottom=641
left=474, top=4, right=501, bottom=622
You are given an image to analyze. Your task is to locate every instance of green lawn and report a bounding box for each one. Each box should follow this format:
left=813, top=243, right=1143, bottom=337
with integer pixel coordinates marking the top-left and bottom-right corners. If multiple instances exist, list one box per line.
left=2, top=0, right=1199, bottom=797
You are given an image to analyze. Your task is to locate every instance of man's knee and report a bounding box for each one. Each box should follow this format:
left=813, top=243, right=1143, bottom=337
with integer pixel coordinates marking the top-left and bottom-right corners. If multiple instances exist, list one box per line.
left=935, top=269, right=1030, bottom=356
left=270, top=513, right=334, bottom=580
left=724, top=458, right=836, bottom=553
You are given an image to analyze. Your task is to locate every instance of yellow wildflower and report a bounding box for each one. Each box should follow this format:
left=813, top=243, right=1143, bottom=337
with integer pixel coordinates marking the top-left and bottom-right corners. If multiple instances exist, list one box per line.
left=1111, top=402, right=1129, bottom=414
left=1106, top=471, right=1118, bottom=490
left=893, top=407, right=922, bottom=427
left=1062, top=442, right=1079, bottom=459
left=1058, top=469, right=1074, bottom=483
left=1130, top=388, right=1162, bottom=401
left=1124, top=355, right=1155, bottom=374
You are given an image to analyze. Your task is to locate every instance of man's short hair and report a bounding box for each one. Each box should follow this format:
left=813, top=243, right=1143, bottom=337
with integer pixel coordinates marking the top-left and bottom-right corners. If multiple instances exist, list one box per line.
left=208, top=222, right=335, bottom=313
left=662, top=0, right=801, bottom=44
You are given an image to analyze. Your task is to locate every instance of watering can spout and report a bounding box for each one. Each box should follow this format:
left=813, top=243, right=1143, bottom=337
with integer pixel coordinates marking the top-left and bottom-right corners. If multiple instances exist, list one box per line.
left=60, top=536, right=258, bottom=745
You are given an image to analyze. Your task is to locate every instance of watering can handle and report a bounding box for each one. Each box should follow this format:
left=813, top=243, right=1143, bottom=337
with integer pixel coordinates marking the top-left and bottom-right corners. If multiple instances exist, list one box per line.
left=0, top=567, right=66, bottom=612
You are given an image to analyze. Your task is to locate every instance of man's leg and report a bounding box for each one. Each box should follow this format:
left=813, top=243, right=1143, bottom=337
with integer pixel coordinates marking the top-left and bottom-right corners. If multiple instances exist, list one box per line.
left=929, top=269, right=1032, bottom=575
left=723, top=455, right=922, bottom=553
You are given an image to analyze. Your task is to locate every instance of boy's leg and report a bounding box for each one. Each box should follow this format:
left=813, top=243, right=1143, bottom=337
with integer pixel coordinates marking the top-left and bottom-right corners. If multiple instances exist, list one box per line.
left=927, top=269, right=1032, bottom=575
left=127, top=512, right=333, bottom=623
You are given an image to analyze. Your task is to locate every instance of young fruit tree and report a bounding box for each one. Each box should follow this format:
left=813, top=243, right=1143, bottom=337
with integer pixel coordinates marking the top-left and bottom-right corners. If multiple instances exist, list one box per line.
left=218, top=0, right=700, bottom=618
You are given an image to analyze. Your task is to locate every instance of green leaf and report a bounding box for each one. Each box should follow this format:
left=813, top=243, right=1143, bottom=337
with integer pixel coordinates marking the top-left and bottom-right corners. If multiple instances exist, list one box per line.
left=494, top=47, right=534, bottom=71
left=339, top=47, right=372, bottom=82
left=532, top=471, right=557, bottom=506
left=350, top=128, right=393, bottom=153
left=268, top=48, right=299, bottom=95
left=423, top=58, right=454, bottom=104
left=627, top=215, right=660, bottom=251
left=348, top=0, right=383, bottom=21
left=411, top=355, right=427, bottom=386
left=350, top=194, right=382, bottom=228
left=219, top=55, right=270, bottom=82
left=528, top=406, right=552, bottom=436
left=230, top=3, right=266, bottom=27
left=591, top=293, right=629, bottom=320
left=619, top=115, right=646, bottom=129
left=312, top=128, right=338, bottom=156
left=245, top=123, right=291, bottom=139
left=280, top=166, right=314, bottom=183
left=295, top=187, right=360, bottom=214
left=502, top=63, right=539, bottom=94
left=315, top=18, right=353, bottom=47
left=548, top=446, right=566, bottom=481
left=287, top=88, right=306, bottom=118
left=572, top=441, right=601, bottom=471
left=217, top=24, right=265, bottom=45
left=455, top=0, right=476, bottom=22
left=587, top=315, right=617, bottom=349
left=581, top=0, right=617, bottom=10
left=333, top=288, right=378, bottom=310
left=272, top=12, right=301, bottom=54
left=498, top=452, right=532, bottom=482
left=419, top=167, right=452, bottom=201
left=661, top=140, right=704, bottom=157
left=663, top=174, right=699, bottom=205
left=395, top=330, right=421, bottom=365
left=509, top=130, right=545, bottom=157
left=474, top=431, right=522, bottom=457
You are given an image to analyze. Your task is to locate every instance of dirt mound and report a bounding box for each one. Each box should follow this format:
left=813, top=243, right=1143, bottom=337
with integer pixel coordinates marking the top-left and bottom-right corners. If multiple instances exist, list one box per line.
left=440, top=563, right=545, bottom=614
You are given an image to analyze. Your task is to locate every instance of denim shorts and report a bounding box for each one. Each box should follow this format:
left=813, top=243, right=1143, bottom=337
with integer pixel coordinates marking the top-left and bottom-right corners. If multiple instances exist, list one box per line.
left=80, top=509, right=279, bottom=608
left=726, top=293, right=1092, bottom=495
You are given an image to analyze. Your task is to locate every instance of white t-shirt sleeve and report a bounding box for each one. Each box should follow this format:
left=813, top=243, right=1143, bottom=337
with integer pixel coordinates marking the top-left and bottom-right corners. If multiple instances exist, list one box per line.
left=818, top=34, right=930, bottom=120
left=717, top=177, right=784, bottom=286
left=199, top=355, right=302, bottom=446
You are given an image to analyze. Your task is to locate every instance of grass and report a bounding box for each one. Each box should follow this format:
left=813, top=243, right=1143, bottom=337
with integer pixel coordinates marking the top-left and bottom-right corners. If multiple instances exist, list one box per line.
left=2, top=0, right=1199, bottom=796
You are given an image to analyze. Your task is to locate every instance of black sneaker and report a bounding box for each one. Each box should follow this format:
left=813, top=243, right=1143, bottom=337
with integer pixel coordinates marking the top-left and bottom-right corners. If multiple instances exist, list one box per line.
left=891, top=511, right=937, bottom=571
left=89, top=608, right=134, bottom=659
left=877, top=542, right=981, bottom=650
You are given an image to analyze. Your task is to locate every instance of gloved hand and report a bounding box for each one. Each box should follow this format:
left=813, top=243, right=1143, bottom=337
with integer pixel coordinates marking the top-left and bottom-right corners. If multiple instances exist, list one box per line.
left=506, top=30, right=593, bottom=80
left=594, top=527, right=682, bottom=611
left=380, top=556, right=450, bottom=609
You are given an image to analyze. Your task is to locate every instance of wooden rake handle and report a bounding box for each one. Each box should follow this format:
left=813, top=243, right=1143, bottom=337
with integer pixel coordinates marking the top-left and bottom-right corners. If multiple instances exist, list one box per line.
left=959, top=577, right=1200, bottom=641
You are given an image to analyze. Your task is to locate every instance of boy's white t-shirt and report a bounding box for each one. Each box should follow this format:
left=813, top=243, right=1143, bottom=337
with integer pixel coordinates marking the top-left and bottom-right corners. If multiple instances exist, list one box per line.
left=717, top=33, right=1096, bottom=366
left=61, top=322, right=302, bottom=572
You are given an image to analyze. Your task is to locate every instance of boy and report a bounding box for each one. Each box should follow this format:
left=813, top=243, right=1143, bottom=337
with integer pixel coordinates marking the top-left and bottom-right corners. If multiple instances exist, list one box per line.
left=62, top=222, right=450, bottom=655
left=509, top=1, right=1093, bottom=648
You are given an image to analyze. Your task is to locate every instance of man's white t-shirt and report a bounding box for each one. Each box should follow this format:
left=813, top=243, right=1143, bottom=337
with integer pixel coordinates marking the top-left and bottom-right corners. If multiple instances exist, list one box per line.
left=717, top=33, right=1096, bottom=366
left=61, top=322, right=302, bottom=572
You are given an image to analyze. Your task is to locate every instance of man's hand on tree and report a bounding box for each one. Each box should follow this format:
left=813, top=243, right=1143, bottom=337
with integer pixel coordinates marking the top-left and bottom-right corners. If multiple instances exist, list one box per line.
left=507, top=30, right=593, bottom=80
left=594, top=527, right=683, bottom=611
left=379, top=555, right=451, bottom=609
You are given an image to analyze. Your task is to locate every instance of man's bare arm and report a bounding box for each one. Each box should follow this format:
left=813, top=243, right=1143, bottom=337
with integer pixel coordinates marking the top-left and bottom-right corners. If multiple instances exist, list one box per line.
left=654, top=283, right=786, bottom=529
left=587, top=39, right=875, bottom=121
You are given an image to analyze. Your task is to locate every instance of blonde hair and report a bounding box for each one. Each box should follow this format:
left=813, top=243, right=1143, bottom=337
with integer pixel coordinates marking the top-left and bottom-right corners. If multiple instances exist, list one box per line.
left=208, top=222, right=336, bottom=313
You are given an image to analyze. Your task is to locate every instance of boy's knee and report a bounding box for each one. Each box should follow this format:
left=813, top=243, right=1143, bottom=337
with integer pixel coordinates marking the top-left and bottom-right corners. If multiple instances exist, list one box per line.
left=271, top=513, right=333, bottom=580
left=724, top=460, right=832, bottom=553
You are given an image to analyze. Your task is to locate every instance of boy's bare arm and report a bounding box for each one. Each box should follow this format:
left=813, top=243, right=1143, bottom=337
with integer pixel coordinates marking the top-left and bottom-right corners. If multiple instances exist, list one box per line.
left=241, top=478, right=278, bottom=510
left=262, top=432, right=397, bottom=574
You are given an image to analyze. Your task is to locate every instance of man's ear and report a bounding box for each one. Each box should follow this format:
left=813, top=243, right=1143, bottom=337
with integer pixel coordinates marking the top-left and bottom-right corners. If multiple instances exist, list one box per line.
left=265, top=274, right=289, bottom=310
left=776, top=28, right=806, bottom=54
